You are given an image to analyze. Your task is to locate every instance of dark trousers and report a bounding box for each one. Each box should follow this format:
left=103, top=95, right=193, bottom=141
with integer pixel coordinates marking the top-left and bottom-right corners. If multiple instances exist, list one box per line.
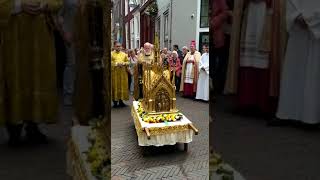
left=54, top=30, right=66, bottom=91
left=91, top=68, right=105, bottom=117
left=212, top=34, right=230, bottom=95
left=128, top=72, right=132, bottom=91
left=170, top=72, right=181, bottom=92
left=175, top=76, right=181, bottom=92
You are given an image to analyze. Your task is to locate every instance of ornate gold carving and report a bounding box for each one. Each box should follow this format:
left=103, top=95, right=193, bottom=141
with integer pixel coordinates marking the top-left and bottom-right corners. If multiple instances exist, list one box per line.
left=132, top=106, right=190, bottom=136
left=155, top=88, right=170, bottom=112
left=139, top=33, right=178, bottom=115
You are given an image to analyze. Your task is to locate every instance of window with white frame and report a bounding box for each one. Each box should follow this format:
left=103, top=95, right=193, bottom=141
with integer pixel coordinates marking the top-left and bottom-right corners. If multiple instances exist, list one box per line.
left=200, top=0, right=209, bottom=28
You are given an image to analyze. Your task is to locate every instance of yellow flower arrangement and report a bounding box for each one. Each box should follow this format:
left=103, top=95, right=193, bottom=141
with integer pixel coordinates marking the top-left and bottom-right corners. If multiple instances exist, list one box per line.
left=137, top=102, right=183, bottom=123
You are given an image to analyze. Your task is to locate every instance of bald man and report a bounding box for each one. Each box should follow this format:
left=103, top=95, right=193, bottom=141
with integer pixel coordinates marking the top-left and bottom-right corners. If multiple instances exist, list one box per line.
left=133, top=42, right=156, bottom=100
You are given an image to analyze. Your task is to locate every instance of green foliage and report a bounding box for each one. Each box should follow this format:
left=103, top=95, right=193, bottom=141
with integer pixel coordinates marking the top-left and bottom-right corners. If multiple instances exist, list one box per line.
left=146, top=1, right=158, bottom=17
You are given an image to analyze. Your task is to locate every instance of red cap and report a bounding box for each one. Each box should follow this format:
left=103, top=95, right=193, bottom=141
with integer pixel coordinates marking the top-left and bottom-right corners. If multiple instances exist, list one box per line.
left=190, top=40, right=196, bottom=47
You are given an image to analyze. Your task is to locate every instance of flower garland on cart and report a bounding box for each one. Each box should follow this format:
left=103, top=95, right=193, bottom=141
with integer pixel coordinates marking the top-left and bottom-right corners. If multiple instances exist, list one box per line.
left=85, top=117, right=111, bottom=180
left=137, top=101, right=183, bottom=123
left=210, top=150, right=236, bottom=180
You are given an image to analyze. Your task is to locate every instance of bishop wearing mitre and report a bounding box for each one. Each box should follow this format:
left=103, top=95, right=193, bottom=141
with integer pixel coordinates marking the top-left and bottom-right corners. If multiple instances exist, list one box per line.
left=180, top=40, right=201, bottom=98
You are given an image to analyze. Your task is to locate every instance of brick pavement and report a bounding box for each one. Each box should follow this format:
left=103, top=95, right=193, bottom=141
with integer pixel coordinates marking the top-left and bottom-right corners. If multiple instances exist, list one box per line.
left=111, top=96, right=209, bottom=180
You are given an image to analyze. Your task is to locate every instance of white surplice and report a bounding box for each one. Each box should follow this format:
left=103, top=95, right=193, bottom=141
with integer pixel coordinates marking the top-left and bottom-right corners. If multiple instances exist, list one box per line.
left=185, top=55, right=195, bottom=84
left=196, top=53, right=209, bottom=101
left=240, top=1, right=269, bottom=69
left=276, top=0, right=320, bottom=124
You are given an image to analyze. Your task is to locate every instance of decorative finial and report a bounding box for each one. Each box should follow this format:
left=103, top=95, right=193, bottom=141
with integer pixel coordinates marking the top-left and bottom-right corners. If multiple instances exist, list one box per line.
left=154, top=32, right=160, bottom=64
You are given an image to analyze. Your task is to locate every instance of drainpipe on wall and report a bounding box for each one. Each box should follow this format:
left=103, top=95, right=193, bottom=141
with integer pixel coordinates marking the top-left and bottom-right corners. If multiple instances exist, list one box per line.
left=169, top=0, right=173, bottom=50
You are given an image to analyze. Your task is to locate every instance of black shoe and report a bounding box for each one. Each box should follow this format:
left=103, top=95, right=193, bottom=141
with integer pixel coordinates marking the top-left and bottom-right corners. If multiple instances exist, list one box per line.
left=300, top=123, right=320, bottom=131
left=267, top=117, right=287, bottom=127
left=25, top=122, right=48, bottom=144
left=119, top=100, right=126, bottom=107
left=113, top=101, right=118, bottom=108
left=6, top=124, right=23, bottom=147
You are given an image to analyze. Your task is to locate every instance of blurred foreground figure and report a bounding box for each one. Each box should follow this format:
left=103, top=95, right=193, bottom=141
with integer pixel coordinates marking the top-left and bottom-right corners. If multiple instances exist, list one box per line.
left=58, top=0, right=78, bottom=106
left=212, top=0, right=229, bottom=95
left=275, top=0, right=320, bottom=125
left=73, top=0, right=105, bottom=123
left=0, top=0, right=62, bottom=146
left=225, top=0, right=286, bottom=115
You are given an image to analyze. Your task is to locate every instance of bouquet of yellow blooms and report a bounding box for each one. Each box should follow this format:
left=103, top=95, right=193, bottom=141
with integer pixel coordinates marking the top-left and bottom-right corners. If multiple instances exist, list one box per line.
left=137, top=102, right=183, bottom=123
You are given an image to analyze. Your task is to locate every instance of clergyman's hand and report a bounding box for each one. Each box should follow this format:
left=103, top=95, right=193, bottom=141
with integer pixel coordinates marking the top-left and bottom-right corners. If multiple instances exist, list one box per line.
left=22, top=2, right=41, bottom=15
left=64, top=31, right=73, bottom=45
left=296, top=14, right=308, bottom=29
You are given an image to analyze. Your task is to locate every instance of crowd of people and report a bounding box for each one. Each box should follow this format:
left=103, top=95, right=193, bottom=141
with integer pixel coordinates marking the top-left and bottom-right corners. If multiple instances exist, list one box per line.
left=111, top=41, right=210, bottom=108
left=212, top=0, right=320, bottom=126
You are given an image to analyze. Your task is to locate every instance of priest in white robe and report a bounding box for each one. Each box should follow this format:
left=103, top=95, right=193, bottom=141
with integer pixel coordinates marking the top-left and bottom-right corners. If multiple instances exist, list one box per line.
left=274, top=0, right=320, bottom=125
left=196, top=45, right=210, bottom=101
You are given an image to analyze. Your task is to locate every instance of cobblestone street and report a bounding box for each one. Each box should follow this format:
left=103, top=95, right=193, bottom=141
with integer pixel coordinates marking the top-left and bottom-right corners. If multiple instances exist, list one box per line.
left=111, top=96, right=209, bottom=180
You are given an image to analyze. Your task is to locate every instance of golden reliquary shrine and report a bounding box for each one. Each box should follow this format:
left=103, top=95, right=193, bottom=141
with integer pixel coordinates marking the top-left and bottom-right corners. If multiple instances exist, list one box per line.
left=139, top=35, right=178, bottom=115
left=132, top=33, right=198, bottom=148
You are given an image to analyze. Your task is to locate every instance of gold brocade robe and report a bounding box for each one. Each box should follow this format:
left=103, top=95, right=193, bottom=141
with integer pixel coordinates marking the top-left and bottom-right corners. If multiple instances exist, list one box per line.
left=0, top=0, right=62, bottom=125
left=133, top=52, right=171, bottom=100
left=111, top=51, right=129, bottom=101
left=133, top=51, right=154, bottom=100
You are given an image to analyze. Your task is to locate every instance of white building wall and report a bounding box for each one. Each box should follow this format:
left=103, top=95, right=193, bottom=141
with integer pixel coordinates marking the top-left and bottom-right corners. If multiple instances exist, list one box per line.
left=171, top=0, right=197, bottom=50
left=147, top=0, right=208, bottom=51
left=157, top=0, right=171, bottom=10
left=156, top=0, right=171, bottom=49
left=156, top=0, right=197, bottom=50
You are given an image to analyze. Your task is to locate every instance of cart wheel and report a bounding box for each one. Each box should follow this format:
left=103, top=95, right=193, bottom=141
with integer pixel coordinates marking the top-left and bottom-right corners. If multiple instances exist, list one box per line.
left=142, top=147, right=149, bottom=156
left=184, top=143, right=188, bottom=152
left=141, top=146, right=145, bottom=155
